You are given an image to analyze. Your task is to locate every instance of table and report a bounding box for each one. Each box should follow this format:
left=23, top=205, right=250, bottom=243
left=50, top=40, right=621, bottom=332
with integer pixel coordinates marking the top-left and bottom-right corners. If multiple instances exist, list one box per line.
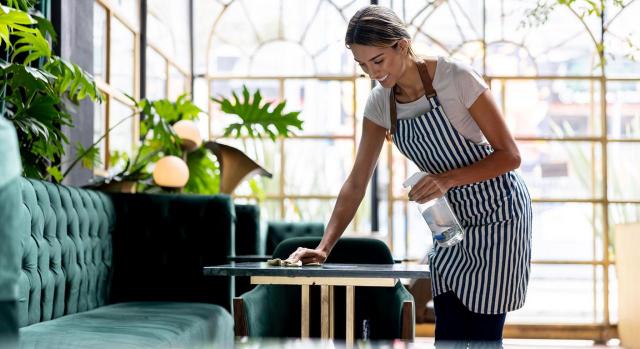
left=227, top=255, right=407, bottom=263
left=204, top=262, right=430, bottom=344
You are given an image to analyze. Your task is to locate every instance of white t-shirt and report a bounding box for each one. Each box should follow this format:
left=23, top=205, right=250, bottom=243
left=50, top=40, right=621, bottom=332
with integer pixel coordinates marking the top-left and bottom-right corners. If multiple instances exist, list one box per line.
left=363, top=56, right=489, bottom=144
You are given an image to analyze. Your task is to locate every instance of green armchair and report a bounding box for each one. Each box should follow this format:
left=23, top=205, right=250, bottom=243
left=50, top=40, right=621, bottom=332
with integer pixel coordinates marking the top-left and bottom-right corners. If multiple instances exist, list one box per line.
left=233, top=237, right=415, bottom=340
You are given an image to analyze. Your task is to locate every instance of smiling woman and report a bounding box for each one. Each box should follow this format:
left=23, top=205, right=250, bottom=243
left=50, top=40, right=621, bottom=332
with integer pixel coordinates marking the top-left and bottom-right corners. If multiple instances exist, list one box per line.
left=286, top=4, right=532, bottom=347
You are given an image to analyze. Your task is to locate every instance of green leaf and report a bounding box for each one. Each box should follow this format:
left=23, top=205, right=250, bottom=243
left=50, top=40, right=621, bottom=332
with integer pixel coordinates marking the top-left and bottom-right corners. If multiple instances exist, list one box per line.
left=74, top=142, right=101, bottom=170
left=34, top=15, right=56, bottom=43
left=11, top=28, right=51, bottom=63
left=184, top=147, right=220, bottom=195
left=211, top=84, right=303, bottom=141
left=6, top=0, right=36, bottom=11
left=46, top=166, right=62, bottom=182
left=44, top=57, right=102, bottom=103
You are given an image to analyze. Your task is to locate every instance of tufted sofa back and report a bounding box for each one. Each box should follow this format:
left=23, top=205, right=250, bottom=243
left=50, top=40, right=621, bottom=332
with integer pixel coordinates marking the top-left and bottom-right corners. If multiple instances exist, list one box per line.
left=15, top=178, right=115, bottom=327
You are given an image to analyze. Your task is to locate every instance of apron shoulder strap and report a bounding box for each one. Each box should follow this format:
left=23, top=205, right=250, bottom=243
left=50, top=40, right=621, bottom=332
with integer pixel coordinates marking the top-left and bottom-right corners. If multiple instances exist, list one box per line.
left=387, top=59, right=436, bottom=139
left=416, top=60, right=436, bottom=97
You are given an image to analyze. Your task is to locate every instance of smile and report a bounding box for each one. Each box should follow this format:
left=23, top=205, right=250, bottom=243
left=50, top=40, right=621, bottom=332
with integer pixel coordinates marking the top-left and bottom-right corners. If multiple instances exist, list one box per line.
left=378, top=74, right=389, bottom=82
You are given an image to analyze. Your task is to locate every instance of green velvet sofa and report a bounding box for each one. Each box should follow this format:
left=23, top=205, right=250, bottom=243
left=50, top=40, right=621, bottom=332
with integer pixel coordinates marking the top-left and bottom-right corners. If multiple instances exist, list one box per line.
left=0, top=116, right=234, bottom=348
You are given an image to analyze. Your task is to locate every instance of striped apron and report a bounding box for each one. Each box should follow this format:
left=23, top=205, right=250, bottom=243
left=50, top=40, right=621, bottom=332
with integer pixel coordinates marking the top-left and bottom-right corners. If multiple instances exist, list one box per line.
left=389, top=60, right=532, bottom=314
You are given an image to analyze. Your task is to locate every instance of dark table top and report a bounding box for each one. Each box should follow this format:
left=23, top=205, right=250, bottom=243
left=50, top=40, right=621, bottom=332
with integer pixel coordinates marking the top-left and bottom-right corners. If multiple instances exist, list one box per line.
left=227, top=255, right=406, bottom=263
left=204, top=262, right=430, bottom=279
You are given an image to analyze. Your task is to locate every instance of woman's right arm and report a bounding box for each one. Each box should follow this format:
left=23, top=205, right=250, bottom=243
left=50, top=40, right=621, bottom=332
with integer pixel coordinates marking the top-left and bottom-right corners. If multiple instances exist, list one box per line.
left=287, top=118, right=387, bottom=264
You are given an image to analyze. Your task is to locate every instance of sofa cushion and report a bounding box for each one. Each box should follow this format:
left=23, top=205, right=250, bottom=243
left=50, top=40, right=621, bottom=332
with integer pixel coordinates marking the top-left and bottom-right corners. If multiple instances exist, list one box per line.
left=265, top=221, right=324, bottom=254
left=108, top=193, right=235, bottom=311
left=19, top=302, right=233, bottom=349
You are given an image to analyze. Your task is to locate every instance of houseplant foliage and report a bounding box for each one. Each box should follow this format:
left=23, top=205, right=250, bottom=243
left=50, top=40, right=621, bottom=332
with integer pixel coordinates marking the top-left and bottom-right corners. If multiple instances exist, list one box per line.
left=211, top=85, right=303, bottom=141
left=0, top=0, right=102, bottom=182
left=97, top=94, right=218, bottom=193
left=210, top=85, right=303, bottom=198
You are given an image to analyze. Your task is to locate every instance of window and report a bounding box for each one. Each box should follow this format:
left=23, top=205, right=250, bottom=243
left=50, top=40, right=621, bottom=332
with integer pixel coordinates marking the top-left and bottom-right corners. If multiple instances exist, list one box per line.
left=194, top=0, right=640, bottom=336
left=377, top=0, right=640, bottom=334
left=195, top=0, right=371, bottom=232
left=146, top=0, right=191, bottom=100
left=93, top=0, right=193, bottom=171
left=93, top=0, right=139, bottom=170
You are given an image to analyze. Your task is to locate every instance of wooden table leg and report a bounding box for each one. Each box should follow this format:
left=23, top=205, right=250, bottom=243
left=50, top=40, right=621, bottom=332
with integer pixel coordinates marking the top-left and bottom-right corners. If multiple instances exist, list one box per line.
left=321, top=284, right=330, bottom=339
left=346, top=285, right=355, bottom=345
left=301, top=284, right=310, bottom=338
left=329, top=285, right=334, bottom=338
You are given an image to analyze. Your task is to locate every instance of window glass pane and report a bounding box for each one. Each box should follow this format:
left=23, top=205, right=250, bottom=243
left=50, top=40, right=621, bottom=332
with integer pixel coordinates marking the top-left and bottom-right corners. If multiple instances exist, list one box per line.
left=168, top=66, right=187, bottom=100
left=93, top=2, right=107, bottom=80
left=285, top=199, right=348, bottom=228
left=193, top=77, right=210, bottom=139
left=146, top=47, right=167, bottom=100
left=110, top=18, right=135, bottom=96
left=532, top=203, right=604, bottom=262
left=193, top=0, right=225, bottom=75
left=518, top=141, right=602, bottom=200
left=508, top=265, right=601, bottom=324
left=605, top=2, right=640, bottom=78
left=109, top=98, right=135, bottom=158
left=485, top=0, right=600, bottom=76
left=607, top=143, right=640, bottom=200
left=93, top=101, right=107, bottom=170
left=493, top=79, right=602, bottom=138
left=283, top=80, right=354, bottom=136
left=261, top=199, right=282, bottom=222
left=252, top=42, right=314, bottom=76
left=147, top=0, right=190, bottom=69
left=608, top=264, right=617, bottom=324
left=284, top=139, right=353, bottom=196
left=111, top=0, right=139, bottom=28
left=607, top=81, right=640, bottom=139
left=380, top=0, right=484, bottom=71
left=205, top=0, right=368, bottom=76
left=210, top=79, right=280, bottom=136
left=610, top=203, right=640, bottom=232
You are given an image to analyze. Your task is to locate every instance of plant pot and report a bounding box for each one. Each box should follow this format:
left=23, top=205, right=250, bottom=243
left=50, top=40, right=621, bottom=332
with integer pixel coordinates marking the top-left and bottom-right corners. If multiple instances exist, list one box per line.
left=97, top=180, right=137, bottom=193
left=615, top=222, right=640, bottom=349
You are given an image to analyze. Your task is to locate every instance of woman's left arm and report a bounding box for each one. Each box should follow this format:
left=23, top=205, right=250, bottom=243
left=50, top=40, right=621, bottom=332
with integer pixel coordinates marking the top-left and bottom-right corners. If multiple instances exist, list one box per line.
left=409, top=89, right=521, bottom=203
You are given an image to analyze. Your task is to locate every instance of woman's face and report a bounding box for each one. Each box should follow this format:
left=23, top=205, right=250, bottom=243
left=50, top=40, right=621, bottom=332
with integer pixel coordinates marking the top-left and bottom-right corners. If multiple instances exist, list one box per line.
left=351, top=41, right=408, bottom=88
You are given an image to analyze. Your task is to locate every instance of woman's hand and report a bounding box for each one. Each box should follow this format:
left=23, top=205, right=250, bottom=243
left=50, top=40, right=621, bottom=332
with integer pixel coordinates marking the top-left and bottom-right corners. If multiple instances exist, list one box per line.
left=286, top=247, right=328, bottom=265
left=408, top=173, right=455, bottom=203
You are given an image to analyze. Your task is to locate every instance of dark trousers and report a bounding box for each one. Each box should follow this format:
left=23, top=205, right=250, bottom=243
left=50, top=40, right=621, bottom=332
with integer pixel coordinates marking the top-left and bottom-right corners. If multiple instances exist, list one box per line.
left=434, top=291, right=506, bottom=349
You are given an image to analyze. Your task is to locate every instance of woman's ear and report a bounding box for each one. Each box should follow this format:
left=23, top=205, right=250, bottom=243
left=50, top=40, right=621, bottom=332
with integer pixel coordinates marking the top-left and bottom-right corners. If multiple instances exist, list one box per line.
left=397, top=38, right=410, bottom=55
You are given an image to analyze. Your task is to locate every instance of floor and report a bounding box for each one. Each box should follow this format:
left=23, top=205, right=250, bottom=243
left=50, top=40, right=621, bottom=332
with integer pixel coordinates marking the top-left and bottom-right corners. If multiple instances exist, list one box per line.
left=415, top=337, right=623, bottom=348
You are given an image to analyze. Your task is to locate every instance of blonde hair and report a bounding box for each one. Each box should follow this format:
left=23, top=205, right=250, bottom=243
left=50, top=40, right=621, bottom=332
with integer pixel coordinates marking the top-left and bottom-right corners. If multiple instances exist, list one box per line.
left=345, top=5, right=416, bottom=57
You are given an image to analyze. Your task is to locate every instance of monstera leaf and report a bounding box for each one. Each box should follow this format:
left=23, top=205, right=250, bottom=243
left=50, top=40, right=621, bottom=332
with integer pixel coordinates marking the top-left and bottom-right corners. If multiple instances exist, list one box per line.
left=211, top=85, right=303, bottom=141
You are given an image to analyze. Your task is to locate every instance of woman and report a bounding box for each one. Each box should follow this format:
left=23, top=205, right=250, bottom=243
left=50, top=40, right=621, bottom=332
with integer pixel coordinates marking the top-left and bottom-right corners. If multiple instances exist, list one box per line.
left=287, top=5, right=532, bottom=345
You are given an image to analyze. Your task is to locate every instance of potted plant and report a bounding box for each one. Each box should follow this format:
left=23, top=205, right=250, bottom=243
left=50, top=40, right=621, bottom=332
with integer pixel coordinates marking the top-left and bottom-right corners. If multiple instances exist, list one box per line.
left=0, top=1, right=102, bottom=182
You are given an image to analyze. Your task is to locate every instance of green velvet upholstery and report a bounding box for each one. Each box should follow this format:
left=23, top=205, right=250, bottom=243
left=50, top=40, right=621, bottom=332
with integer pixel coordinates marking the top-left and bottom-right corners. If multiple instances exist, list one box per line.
left=234, top=204, right=262, bottom=297
left=19, top=302, right=233, bottom=349
left=234, top=204, right=261, bottom=256
left=16, top=178, right=116, bottom=327
left=265, top=221, right=325, bottom=254
left=7, top=178, right=236, bottom=348
left=240, top=237, right=415, bottom=340
left=108, top=192, right=235, bottom=311
left=0, top=116, right=22, bottom=346
left=0, top=117, right=235, bottom=348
